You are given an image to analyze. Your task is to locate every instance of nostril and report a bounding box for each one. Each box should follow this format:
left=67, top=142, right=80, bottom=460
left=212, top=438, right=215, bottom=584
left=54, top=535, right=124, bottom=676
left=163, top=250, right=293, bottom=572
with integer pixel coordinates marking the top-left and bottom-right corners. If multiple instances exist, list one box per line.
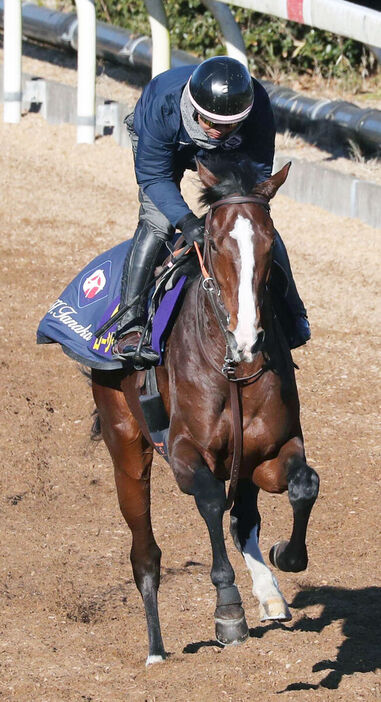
left=251, top=330, right=265, bottom=353
left=226, top=330, right=238, bottom=351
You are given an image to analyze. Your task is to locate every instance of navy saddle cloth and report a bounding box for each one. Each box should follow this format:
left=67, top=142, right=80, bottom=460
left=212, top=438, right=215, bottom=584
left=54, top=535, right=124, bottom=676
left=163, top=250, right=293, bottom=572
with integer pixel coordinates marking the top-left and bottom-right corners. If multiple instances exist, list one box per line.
left=37, top=240, right=187, bottom=370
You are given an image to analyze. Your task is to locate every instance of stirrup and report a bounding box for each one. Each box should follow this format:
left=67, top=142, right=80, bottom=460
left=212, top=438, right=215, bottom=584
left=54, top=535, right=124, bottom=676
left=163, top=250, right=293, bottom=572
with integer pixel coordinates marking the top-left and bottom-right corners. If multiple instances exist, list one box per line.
left=134, top=324, right=160, bottom=369
left=112, top=327, right=160, bottom=367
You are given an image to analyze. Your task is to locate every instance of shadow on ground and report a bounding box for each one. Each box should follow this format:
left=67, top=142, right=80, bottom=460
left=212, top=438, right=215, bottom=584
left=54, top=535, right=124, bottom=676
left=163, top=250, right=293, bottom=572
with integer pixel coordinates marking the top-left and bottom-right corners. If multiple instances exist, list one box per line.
left=277, top=585, right=381, bottom=692
left=181, top=585, right=381, bottom=691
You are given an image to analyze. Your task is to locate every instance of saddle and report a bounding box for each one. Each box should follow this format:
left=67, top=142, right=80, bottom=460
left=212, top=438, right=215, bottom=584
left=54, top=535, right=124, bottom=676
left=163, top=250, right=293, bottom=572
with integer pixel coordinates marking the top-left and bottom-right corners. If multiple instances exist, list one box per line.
left=146, top=248, right=200, bottom=364
left=99, top=243, right=200, bottom=368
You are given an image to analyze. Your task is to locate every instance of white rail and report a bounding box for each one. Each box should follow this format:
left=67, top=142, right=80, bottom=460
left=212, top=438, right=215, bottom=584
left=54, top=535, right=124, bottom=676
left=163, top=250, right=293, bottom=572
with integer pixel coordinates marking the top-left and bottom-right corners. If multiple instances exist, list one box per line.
left=144, top=0, right=171, bottom=76
left=202, top=0, right=248, bottom=67
left=75, top=0, right=96, bottom=144
left=3, top=0, right=379, bottom=138
left=3, top=0, right=22, bottom=123
left=215, top=0, right=381, bottom=49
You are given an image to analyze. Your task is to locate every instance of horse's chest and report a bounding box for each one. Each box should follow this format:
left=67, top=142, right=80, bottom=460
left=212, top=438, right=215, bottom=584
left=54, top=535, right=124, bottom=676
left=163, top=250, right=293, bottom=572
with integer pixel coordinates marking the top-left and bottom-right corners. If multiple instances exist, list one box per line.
left=242, top=413, right=289, bottom=457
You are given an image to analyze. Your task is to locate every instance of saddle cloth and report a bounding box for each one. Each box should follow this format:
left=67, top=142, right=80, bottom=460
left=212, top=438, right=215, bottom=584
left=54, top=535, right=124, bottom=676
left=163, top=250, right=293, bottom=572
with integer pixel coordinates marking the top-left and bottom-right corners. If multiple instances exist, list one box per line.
left=37, top=240, right=188, bottom=370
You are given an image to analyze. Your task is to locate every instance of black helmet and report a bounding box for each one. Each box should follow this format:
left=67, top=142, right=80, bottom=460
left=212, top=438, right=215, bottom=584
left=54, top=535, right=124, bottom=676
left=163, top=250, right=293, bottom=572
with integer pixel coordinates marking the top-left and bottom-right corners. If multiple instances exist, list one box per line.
left=188, top=56, right=254, bottom=124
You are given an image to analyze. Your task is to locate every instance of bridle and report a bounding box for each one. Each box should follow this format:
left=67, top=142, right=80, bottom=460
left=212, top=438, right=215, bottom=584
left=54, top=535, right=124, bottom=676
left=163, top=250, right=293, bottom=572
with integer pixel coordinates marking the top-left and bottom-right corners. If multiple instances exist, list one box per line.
left=195, top=193, right=272, bottom=510
left=197, top=194, right=272, bottom=382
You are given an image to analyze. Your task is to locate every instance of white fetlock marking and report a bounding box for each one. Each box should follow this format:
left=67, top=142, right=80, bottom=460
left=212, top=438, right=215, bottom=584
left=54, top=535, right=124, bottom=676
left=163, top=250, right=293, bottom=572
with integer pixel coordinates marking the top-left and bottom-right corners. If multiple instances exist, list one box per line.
left=259, top=597, right=292, bottom=622
left=243, top=525, right=291, bottom=621
left=145, top=654, right=166, bottom=667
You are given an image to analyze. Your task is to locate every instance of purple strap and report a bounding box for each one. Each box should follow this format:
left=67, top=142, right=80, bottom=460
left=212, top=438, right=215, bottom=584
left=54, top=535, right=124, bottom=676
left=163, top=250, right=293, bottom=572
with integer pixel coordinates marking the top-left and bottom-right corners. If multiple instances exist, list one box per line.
left=151, top=275, right=187, bottom=363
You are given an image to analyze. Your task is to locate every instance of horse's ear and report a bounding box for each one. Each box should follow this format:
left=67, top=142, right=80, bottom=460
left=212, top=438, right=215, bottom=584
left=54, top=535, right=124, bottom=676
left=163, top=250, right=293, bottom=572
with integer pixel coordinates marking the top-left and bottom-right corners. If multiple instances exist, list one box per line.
left=254, top=162, right=291, bottom=201
left=197, top=160, right=220, bottom=188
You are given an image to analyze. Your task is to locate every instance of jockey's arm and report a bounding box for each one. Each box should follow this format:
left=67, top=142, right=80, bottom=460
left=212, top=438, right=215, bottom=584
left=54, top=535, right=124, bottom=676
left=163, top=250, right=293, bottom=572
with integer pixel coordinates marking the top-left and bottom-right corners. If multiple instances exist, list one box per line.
left=134, top=110, right=193, bottom=229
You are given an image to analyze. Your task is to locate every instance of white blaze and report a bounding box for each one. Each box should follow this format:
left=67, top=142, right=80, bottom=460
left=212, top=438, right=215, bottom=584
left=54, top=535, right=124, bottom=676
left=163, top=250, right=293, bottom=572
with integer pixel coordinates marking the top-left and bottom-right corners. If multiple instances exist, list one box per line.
left=230, top=215, right=257, bottom=359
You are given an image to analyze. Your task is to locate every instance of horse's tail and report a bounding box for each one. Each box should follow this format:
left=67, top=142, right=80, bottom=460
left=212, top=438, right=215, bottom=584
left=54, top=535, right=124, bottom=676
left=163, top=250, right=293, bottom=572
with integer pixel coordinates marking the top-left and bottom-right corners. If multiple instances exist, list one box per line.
left=91, top=408, right=102, bottom=441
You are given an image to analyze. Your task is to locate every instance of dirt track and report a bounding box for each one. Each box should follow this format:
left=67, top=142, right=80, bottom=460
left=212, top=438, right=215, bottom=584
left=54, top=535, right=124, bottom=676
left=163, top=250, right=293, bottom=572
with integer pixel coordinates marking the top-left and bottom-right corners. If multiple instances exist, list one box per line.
left=1, top=98, right=380, bottom=702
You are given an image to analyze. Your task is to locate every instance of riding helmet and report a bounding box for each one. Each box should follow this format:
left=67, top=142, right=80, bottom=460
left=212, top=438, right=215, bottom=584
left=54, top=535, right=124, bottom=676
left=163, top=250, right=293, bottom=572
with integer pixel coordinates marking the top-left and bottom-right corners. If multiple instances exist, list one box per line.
left=188, top=56, right=254, bottom=124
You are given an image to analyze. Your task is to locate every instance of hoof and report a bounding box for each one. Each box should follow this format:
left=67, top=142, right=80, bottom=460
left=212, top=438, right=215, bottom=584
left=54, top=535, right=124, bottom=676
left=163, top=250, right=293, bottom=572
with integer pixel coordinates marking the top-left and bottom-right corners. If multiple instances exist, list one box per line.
left=269, top=541, right=308, bottom=572
left=259, top=597, right=292, bottom=622
left=269, top=541, right=288, bottom=570
left=145, top=653, right=166, bottom=667
left=215, top=614, right=249, bottom=646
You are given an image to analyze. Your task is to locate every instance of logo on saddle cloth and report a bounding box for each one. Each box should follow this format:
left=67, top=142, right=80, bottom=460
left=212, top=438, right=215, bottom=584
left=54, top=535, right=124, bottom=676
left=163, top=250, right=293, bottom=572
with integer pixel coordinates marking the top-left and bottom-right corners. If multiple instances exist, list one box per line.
left=78, top=261, right=112, bottom=308
left=89, top=296, right=120, bottom=360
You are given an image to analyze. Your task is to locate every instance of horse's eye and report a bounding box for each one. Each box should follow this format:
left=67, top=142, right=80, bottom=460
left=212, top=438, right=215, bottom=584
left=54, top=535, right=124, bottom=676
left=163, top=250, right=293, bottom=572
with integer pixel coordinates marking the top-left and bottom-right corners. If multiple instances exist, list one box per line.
left=209, top=239, right=217, bottom=252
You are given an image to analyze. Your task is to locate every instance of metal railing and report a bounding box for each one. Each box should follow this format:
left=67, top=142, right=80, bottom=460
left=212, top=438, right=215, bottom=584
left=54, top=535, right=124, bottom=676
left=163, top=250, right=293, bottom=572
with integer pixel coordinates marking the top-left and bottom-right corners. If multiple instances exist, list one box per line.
left=2, top=0, right=380, bottom=145
left=1, top=0, right=172, bottom=141
left=216, top=0, right=381, bottom=48
left=2, top=0, right=22, bottom=123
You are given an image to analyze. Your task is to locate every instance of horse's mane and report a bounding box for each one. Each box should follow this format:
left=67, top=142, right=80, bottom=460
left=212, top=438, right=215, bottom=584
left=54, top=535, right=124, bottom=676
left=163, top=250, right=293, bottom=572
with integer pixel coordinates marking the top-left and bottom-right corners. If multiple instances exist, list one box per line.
left=199, top=154, right=263, bottom=207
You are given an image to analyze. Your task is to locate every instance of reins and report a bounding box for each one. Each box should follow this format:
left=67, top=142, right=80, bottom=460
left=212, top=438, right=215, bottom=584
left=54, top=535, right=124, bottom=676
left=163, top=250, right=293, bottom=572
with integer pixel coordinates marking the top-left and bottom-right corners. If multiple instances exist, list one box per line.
left=195, top=194, right=272, bottom=511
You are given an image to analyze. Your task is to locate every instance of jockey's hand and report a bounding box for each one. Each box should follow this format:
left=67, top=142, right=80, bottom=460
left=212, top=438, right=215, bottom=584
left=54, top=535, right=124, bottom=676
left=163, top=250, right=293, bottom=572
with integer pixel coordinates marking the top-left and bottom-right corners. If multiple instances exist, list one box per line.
left=177, top=213, right=204, bottom=247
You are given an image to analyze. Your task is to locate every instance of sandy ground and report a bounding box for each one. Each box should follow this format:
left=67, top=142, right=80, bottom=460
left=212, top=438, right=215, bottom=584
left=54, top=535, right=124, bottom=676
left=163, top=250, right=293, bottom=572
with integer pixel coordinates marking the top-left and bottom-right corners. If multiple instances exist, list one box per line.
left=0, top=64, right=381, bottom=702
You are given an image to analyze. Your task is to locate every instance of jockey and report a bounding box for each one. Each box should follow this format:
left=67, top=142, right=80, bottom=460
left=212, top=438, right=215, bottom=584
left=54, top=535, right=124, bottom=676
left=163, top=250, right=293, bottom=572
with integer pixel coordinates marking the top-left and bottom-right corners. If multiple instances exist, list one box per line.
left=113, top=56, right=310, bottom=365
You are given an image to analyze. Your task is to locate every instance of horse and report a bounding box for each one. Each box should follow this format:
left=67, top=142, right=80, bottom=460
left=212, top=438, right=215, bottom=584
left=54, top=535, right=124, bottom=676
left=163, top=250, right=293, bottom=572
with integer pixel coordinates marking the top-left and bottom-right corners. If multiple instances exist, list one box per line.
left=90, top=157, right=320, bottom=665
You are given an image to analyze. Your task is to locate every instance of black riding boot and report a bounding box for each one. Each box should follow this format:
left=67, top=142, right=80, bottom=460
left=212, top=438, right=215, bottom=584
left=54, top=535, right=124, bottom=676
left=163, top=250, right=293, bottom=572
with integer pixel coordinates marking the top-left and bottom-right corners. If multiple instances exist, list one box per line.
left=112, top=221, right=165, bottom=365
left=272, top=232, right=311, bottom=349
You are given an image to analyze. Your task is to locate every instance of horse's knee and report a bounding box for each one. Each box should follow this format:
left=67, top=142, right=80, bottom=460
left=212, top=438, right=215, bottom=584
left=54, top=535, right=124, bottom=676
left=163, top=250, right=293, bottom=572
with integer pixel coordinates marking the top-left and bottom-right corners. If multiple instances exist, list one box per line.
left=287, top=457, right=319, bottom=509
left=193, top=465, right=226, bottom=509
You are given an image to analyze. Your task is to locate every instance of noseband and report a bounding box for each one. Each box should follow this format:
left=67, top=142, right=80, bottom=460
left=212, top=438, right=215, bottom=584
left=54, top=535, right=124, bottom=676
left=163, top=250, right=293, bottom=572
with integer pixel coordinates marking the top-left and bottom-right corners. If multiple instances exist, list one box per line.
left=199, top=194, right=271, bottom=381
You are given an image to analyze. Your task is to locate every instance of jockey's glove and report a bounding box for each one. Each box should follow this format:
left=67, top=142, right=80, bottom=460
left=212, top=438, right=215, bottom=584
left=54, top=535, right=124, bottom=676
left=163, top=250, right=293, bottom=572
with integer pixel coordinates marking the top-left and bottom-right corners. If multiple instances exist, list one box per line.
left=177, top=213, right=205, bottom=247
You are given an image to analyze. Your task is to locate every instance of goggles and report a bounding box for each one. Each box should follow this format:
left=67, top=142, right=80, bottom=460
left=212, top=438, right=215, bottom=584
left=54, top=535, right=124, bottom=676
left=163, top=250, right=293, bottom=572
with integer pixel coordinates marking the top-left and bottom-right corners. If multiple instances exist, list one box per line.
left=199, top=115, right=239, bottom=129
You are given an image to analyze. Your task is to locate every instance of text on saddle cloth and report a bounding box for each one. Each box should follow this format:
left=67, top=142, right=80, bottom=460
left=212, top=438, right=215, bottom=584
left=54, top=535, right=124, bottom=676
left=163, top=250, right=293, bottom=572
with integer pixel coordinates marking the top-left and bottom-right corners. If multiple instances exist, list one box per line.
left=36, top=240, right=190, bottom=370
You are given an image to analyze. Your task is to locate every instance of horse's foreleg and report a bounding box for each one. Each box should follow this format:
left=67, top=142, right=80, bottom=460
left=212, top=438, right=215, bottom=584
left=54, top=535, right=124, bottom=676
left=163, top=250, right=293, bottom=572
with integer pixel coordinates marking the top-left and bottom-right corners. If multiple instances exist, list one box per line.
left=193, top=466, right=249, bottom=645
left=269, top=455, right=320, bottom=573
left=92, top=376, right=166, bottom=665
left=230, top=480, right=291, bottom=622
left=170, top=439, right=248, bottom=645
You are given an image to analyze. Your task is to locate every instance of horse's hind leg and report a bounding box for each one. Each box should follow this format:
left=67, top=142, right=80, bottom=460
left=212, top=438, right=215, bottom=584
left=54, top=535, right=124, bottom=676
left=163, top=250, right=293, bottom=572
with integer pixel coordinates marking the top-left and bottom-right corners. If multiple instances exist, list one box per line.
left=92, top=371, right=166, bottom=665
left=230, top=480, right=291, bottom=622
left=269, top=455, right=319, bottom=573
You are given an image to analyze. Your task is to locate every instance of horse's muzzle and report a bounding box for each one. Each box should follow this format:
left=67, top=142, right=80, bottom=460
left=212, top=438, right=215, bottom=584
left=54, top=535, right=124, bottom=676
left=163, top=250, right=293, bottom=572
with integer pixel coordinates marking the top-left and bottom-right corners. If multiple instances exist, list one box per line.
left=251, top=330, right=265, bottom=355
left=227, top=329, right=265, bottom=364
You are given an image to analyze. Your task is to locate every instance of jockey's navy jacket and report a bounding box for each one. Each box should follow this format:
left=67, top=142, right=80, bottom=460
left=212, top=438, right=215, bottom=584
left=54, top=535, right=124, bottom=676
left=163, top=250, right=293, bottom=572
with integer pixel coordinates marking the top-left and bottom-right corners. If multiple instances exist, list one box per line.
left=133, top=65, right=276, bottom=228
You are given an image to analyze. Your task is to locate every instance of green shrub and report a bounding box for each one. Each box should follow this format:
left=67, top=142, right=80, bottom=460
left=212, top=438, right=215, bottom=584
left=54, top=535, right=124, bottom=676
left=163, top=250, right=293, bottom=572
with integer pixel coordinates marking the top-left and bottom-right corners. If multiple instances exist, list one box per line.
left=93, top=0, right=376, bottom=79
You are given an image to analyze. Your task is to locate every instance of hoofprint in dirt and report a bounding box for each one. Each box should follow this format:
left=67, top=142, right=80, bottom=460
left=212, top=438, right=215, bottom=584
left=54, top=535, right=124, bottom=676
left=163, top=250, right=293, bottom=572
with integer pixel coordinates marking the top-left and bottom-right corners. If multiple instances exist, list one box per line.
left=0, top=109, right=380, bottom=702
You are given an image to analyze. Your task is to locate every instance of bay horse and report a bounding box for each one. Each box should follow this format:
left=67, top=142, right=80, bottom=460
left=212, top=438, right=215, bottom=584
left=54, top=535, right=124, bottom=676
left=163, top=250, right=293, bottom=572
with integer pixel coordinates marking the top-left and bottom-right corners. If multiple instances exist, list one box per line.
left=91, top=158, right=319, bottom=665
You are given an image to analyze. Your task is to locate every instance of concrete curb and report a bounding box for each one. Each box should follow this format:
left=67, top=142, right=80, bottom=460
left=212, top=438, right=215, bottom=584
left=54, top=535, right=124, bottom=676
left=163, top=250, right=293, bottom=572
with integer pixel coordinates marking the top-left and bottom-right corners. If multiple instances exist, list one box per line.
left=273, top=154, right=380, bottom=228
left=1, top=72, right=380, bottom=230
